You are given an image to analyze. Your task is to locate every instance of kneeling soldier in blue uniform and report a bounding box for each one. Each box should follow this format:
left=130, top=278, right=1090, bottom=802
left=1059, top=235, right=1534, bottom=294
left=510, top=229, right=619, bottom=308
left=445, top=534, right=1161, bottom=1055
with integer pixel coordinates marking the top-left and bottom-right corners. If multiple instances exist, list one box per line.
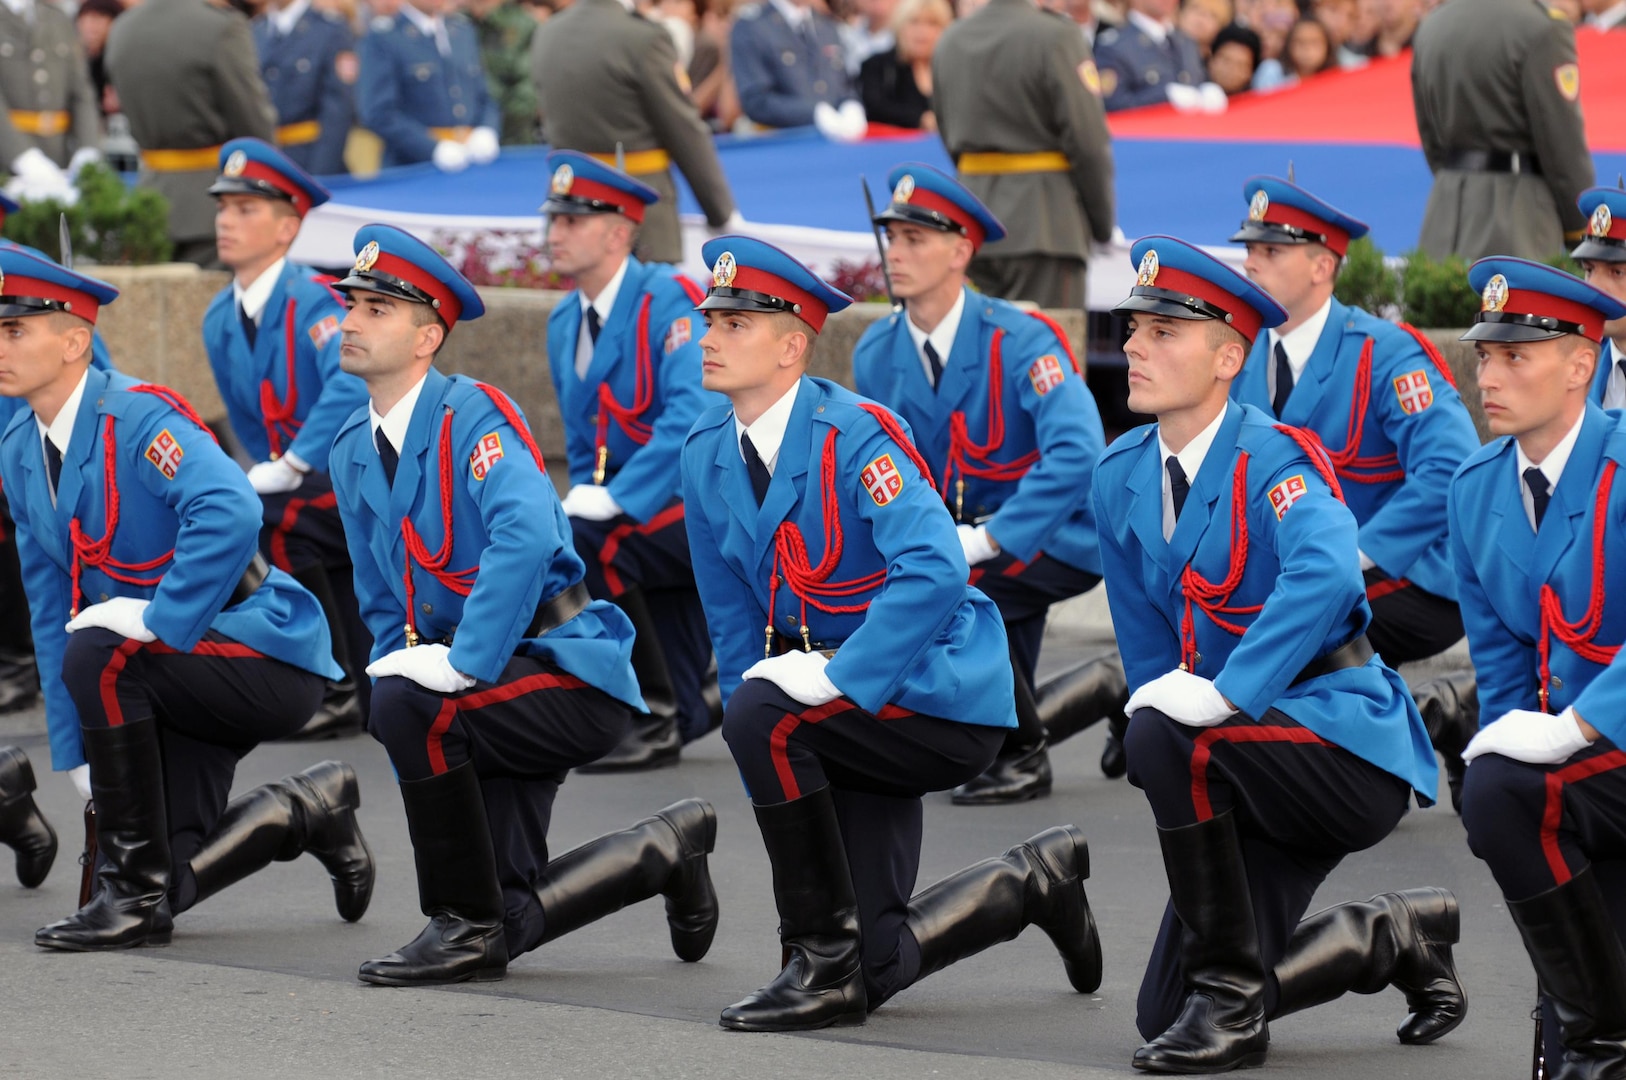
left=1095, top=237, right=1463, bottom=1073
left=684, top=237, right=1101, bottom=1031
left=1575, top=185, right=1626, bottom=410
left=1229, top=176, right=1484, bottom=811
left=542, top=152, right=722, bottom=772
left=204, top=138, right=373, bottom=740
left=0, top=247, right=375, bottom=952
left=853, top=164, right=1129, bottom=805
left=327, top=226, right=718, bottom=986
left=1450, top=258, right=1626, bottom=1074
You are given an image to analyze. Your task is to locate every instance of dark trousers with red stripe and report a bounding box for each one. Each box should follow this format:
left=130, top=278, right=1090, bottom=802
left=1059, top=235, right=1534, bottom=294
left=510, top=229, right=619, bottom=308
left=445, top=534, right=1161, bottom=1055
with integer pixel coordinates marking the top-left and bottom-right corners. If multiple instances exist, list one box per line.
left=723, top=678, right=1005, bottom=1002
left=61, top=627, right=326, bottom=912
left=1362, top=568, right=1464, bottom=665
left=571, top=500, right=712, bottom=741
left=1124, top=706, right=1413, bottom=1039
left=969, top=552, right=1101, bottom=692
left=260, top=471, right=373, bottom=707
left=0, top=493, right=34, bottom=654
left=368, top=654, right=633, bottom=955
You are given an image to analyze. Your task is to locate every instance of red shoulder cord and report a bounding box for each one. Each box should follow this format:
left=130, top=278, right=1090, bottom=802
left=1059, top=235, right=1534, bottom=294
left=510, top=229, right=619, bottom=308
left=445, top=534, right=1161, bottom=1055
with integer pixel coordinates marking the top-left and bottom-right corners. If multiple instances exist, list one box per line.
left=1537, top=459, right=1621, bottom=712
left=1175, top=425, right=1345, bottom=671
left=67, top=386, right=219, bottom=617
left=591, top=280, right=704, bottom=484
left=399, top=383, right=547, bottom=646
left=1321, top=325, right=1459, bottom=486
left=763, top=404, right=935, bottom=656
left=942, top=328, right=1041, bottom=519
left=260, top=298, right=302, bottom=459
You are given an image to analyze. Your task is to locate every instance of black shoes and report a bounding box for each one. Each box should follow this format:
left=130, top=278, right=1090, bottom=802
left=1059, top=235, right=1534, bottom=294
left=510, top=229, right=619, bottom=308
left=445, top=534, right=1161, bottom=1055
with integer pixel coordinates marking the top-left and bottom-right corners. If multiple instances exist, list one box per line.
left=0, top=745, right=57, bottom=888
left=950, top=742, right=1053, bottom=805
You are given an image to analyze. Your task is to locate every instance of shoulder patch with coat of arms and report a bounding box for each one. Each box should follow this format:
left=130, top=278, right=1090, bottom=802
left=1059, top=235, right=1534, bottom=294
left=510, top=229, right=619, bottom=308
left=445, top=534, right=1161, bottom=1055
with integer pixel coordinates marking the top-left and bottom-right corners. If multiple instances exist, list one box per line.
left=1028, top=355, right=1066, bottom=396
left=664, top=317, right=692, bottom=353
left=145, top=429, right=184, bottom=479
left=1393, top=369, right=1434, bottom=415
left=860, top=453, right=904, bottom=506
left=308, top=314, right=340, bottom=349
left=469, top=432, right=504, bottom=480
left=1267, top=474, right=1308, bottom=520
left=1555, top=63, right=1580, bottom=102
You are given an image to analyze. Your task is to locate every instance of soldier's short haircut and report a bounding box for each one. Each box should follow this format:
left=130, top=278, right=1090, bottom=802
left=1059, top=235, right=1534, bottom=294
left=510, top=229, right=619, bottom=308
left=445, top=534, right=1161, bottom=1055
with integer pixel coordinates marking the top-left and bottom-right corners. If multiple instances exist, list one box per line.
left=1205, top=319, right=1249, bottom=353
left=408, top=302, right=451, bottom=355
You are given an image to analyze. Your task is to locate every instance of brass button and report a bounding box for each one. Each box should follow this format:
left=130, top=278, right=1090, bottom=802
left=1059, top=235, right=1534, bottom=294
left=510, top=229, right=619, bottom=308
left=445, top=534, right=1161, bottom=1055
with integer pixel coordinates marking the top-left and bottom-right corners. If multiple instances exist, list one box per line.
left=422, top=603, right=433, bottom=614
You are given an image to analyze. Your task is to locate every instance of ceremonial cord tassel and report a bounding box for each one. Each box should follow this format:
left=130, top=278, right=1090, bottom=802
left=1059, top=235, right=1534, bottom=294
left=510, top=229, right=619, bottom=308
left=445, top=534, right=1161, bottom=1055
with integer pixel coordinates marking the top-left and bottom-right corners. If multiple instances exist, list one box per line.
left=259, top=297, right=303, bottom=460
left=591, top=277, right=702, bottom=484
left=941, top=327, right=1038, bottom=521
left=1535, top=460, right=1620, bottom=712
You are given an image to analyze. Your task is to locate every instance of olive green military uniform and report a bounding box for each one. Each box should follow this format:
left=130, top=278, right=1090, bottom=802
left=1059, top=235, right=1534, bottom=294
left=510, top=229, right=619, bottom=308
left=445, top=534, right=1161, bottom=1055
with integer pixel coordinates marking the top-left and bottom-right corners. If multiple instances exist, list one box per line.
left=0, top=1, right=101, bottom=170
left=1411, top=0, right=1595, bottom=263
left=530, top=0, right=735, bottom=265
left=105, top=0, right=276, bottom=266
left=470, top=1, right=539, bottom=146
left=931, top=0, right=1115, bottom=312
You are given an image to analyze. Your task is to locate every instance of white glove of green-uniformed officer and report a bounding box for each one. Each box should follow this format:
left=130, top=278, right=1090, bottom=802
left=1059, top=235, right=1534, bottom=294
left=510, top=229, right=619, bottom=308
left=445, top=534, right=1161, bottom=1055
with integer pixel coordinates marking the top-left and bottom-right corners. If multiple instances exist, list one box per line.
left=1125, top=668, right=1235, bottom=727
left=743, top=649, right=841, bottom=707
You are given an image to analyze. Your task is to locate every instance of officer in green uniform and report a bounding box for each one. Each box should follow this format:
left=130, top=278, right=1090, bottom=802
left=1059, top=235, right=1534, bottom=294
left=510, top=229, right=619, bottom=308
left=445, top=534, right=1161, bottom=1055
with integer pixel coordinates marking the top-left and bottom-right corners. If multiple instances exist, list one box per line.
left=931, top=0, right=1115, bottom=311
left=466, top=0, right=539, bottom=147
left=1411, top=0, right=1595, bottom=263
left=0, top=0, right=101, bottom=190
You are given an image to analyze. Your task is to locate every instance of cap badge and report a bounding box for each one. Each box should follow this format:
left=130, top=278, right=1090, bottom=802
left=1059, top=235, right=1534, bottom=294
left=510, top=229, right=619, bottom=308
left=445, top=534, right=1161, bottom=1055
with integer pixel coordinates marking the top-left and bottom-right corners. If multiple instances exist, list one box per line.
left=551, top=164, right=574, bottom=196
left=892, top=174, right=916, bottom=205
left=1248, top=189, right=1269, bottom=223
left=354, top=240, right=380, bottom=273
left=1136, top=249, right=1160, bottom=287
left=0, top=269, right=5, bottom=295
left=1592, top=203, right=1613, bottom=239
left=1481, top=274, right=1509, bottom=313
left=223, top=150, right=248, bottom=178
left=712, top=251, right=737, bottom=289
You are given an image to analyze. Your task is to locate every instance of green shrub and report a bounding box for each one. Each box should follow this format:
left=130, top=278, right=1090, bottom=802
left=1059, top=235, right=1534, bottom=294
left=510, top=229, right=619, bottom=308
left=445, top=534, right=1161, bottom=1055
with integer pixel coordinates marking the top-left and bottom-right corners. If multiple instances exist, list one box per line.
left=1, top=163, right=171, bottom=265
left=1400, top=249, right=1480, bottom=329
left=1334, top=236, right=1399, bottom=315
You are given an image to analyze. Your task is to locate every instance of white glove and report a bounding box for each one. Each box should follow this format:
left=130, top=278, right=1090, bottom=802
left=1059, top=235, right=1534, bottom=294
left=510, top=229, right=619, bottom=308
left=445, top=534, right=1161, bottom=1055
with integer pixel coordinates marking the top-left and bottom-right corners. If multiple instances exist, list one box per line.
left=65, top=597, right=156, bottom=643
left=813, top=100, right=868, bottom=143
left=431, top=139, right=470, bottom=173
left=742, top=649, right=842, bottom=707
left=957, top=523, right=998, bottom=567
left=1197, top=82, right=1229, bottom=113
left=67, top=146, right=102, bottom=177
left=464, top=126, right=499, bottom=165
left=559, top=484, right=623, bottom=522
left=838, top=99, right=868, bottom=138
left=1165, top=82, right=1204, bottom=112
left=1125, top=668, right=1234, bottom=727
left=1463, top=707, right=1591, bottom=766
left=68, top=764, right=92, bottom=802
left=366, top=643, right=476, bottom=694
left=246, top=457, right=305, bottom=495
left=7, top=147, right=76, bottom=205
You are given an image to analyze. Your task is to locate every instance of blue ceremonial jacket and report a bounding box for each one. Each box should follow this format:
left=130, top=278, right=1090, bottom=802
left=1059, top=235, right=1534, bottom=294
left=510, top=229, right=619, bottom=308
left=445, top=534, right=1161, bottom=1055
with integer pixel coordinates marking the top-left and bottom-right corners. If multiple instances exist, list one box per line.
left=203, top=262, right=367, bottom=471
left=852, top=288, right=1104, bottom=573
left=729, top=2, right=854, bottom=128
left=1094, top=400, right=1438, bottom=803
left=1449, top=403, right=1626, bottom=744
left=329, top=369, right=644, bottom=706
left=681, top=376, right=1016, bottom=726
left=1231, top=299, right=1480, bottom=600
left=357, top=11, right=498, bottom=167
left=0, top=367, right=343, bottom=771
left=252, top=5, right=356, bottom=176
left=1590, top=338, right=1619, bottom=407
left=546, top=259, right=720, bottom=523
left=1093, top=21, right=1203, bottom=112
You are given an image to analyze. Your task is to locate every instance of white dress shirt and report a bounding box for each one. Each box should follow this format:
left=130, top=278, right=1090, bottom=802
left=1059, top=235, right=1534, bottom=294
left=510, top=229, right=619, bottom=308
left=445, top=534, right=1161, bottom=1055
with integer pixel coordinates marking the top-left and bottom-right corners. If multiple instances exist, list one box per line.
left=1157, top=405, right=1227, bottom=541
left=1126, top=8, right=1170, bottom=44
left=369, top=373, right=429, bottom=456
left=267, top=0, right=310, bottom=36
left=233, top=256, right=287, bottom=326
left=36, top=370, right=90, bottom=505
left=576, top=257, right=629, bottom=379
left=1515, top=409, right=1585, bottom=532
left=734, top=380, right=802, bottom=475
left=770, top=0, right=813, bottom=30
left=1602, top=340, right=1626, bottom=411
left=399, top=2, right=451, bottom=56
left=1265, top=296, right=1333, bottom=403
left=904, top=289, right=965, bottom=388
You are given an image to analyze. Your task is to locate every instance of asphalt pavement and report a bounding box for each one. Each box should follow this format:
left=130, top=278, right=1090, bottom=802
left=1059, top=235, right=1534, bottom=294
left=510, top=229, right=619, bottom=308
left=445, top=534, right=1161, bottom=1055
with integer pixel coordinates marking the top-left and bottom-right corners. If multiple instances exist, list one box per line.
left=0, top=627, right=1537, bottom=1079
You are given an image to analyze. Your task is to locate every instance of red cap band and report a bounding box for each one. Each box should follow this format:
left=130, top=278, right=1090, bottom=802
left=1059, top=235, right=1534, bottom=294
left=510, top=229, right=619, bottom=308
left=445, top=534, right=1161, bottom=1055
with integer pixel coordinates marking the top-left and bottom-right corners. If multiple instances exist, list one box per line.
left=371, top=251, right=463, bottom=326
left=2, top=273, right=101, bottom=324
left=1261, top=204, right=1351, bottom=257
left=558, top=176, right=645, bottom=224
left=902, top=189, right=986, bottom=250
left=728, top=266, right=829, bottom=332
left=1144, top=265, right=1263, bottom=344
left=235, top=160, right=313, bottom=216
left=1502, top=288, right=1605, bottom=341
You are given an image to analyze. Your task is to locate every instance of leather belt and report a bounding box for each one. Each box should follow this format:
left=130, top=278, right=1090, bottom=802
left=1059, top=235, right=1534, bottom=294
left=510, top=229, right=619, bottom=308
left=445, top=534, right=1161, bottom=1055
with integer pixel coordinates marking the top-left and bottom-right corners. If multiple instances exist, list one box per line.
left=140, top=145, right=224, bottom=172
left=1290, top=635, right=1373, bottom=687
left=588, top=148, right=671, bottom=174
left=1438, top=149, right=1544, bottom=177
left=956, top=150, right=1070, bottom=175
left=9, top=110, right=71, bottom=137
left=229, top=553, right=271, bottom=608
left=526, top=582, right=590, bottom=638
left=275, top=120, right=322, bottom=146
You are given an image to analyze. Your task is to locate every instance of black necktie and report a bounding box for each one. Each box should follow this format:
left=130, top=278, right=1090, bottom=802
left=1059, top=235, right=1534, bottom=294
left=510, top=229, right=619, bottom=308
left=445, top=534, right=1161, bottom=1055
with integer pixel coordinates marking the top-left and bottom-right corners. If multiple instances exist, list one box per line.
left=43, top=438, right=62, bottom=496
left=1525, top=466, right=1551, bottom=529
left=586, top=306, right=602, bottom=344
left=1167, top=455, right=1190, bottom=521
left=923, top=340, right=943, bottom=389
left=239, top=300, right=258, bottom=349
left=741, top=432, right=771, bottom=506
left=1616, top=357, right=1625, bottom=393
left=376, top=426, right=399, bottom=488
left=1272, top=339, right=1293, bottom=417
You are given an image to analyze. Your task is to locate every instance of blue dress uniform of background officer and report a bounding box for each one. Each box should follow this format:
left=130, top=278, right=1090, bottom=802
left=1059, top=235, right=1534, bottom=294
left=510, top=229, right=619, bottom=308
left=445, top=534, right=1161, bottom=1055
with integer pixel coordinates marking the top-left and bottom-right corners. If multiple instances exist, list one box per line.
left=1448, top=258, right=1626, bottom=1075
left=0, top=247, right=373, bottom=954
left=1578, top=186, right=1626, bottom=410
left=327, top=226, right=718, bottom=988
left=1095, top=237, right=1462, bottom=1073
left=357, top=0, right=500, bottom=170
left=541, top=152, right=722, bottom=772
left=851, top=163, right=1128, bottom=807
left=1092, top=3, right=1204, bottom=113
left=202, top=139, right=372, bottom=740
left=729, top=0, right=855, bottom=129
left=253, top=0, right=357, bottom=177
left=684, top=237, right=1101, bottom=1032
left=1228, top=176, right=1484, bottom=809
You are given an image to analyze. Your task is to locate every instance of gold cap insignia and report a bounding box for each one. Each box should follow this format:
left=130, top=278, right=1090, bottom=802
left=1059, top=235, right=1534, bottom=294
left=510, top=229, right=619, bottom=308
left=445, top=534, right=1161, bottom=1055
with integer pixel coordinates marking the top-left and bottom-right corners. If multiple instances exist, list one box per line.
left=223, top=150, right=248, bottom=178
left=1136, top=249, right=1160, bottom=287
left=892, top=174, right=915, bottom=205
left=551, top=164, right=574, bottom=196
left=1248, top=189, right=1269, bottom=223
left=712, top=251, right=737, bottom=289
left=0, top=269, right=5, bottom=295
left=354, top=240, right=380, bottom=273
left=1481, top=274, right=1509, bottom=313
left=1592, top=203, right=1613, bottom=239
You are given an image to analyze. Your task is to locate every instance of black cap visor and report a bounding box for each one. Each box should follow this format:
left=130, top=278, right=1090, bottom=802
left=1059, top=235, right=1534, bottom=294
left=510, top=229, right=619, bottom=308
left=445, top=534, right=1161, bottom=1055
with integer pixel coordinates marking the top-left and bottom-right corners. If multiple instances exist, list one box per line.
left=1111, top=286, right=1232, bottom=325
left=540, top=194, right=626, bottom=218
left=331, top=268, right=440, bottom=310
left=0, top=295, right=72, bottom=318
left=1461, top=311, right=1583, bottom=343
left=1571, top=235, right=1626, bottom=264
left=209, top=176, right=296, bottom=203
left=873, top=203, right=965, bottom=236
left=697, top=286, right=803, bottom=317
left=1230, top=220, right=1321, bottom=246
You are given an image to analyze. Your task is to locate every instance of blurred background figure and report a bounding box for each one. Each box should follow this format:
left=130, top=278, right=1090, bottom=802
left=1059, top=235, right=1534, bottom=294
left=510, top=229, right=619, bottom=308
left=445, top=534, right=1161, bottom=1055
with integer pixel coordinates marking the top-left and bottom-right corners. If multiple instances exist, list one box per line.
left=463, top=0, right=540, bottom=146
left=729, top=0, right=856, bottom=130
left=0, top=0, right=103, bottom=205
left=687, top=0, right=742, bottom=130
left=842, top=0, right=897, bottom=71
left=1349, top=0, right=1417, bottom=57
left=1281, top=16, right=1334, bottom=79
left=1583, top=0, right=1626, bottom=28
left=1176, top=0, right=1232, bottom=59
left=251, top=0, right=359, bottom=177
left=1207, top=22, right=1259, bottom=94
left=1308, top=0, right=1366, bottom=66
left=75, top=0, right=125, bottom=120
left=858, top=0, right=950, bottom=130
left=1093, top=0, right=1207, bottom=112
